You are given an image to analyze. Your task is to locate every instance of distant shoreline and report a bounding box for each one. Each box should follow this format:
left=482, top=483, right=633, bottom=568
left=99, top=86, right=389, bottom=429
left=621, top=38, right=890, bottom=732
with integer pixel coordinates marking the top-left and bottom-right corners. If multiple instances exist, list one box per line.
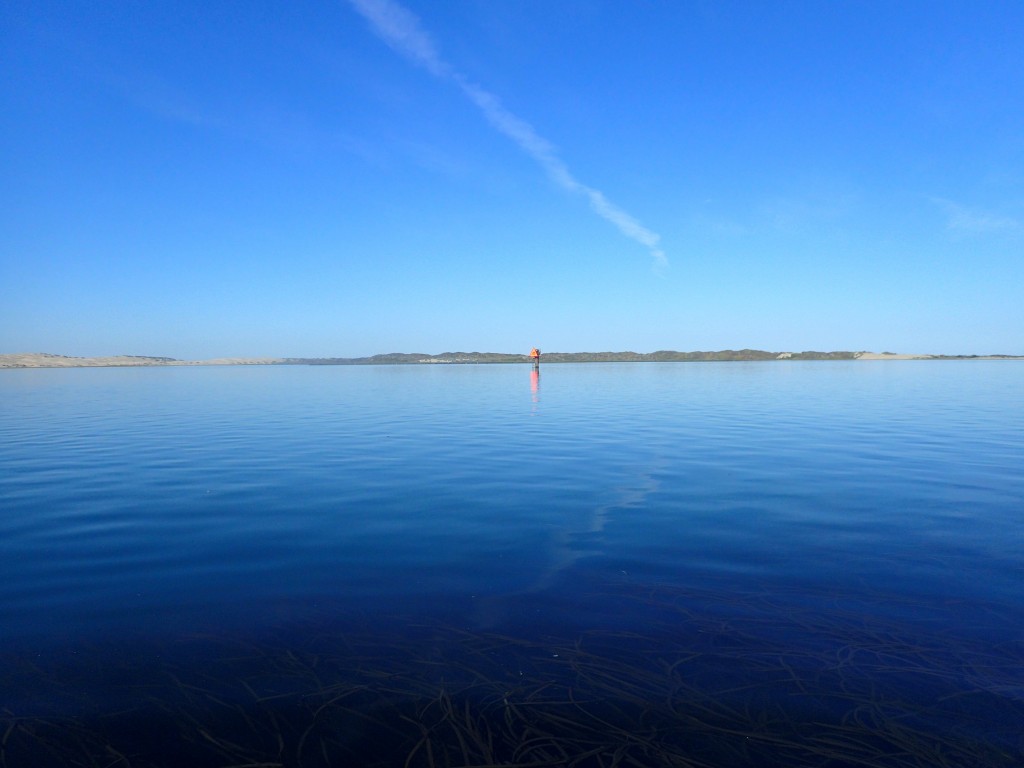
left=2, top=351, right=1022, bottom=369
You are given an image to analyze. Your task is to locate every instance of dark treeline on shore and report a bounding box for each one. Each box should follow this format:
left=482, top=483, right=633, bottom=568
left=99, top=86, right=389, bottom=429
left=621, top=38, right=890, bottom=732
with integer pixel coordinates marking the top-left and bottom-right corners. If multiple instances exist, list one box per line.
left=282, top=350, right=1024, bottom=365
left=284, top=350, right=860, bottom=365
left=4, top=351, right=1021, bottom=368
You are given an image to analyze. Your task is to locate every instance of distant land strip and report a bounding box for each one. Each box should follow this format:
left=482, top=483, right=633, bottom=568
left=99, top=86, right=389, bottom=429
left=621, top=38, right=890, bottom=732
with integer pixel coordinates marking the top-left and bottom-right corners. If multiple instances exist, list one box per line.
left=2, top=351, right=1022, bottom=368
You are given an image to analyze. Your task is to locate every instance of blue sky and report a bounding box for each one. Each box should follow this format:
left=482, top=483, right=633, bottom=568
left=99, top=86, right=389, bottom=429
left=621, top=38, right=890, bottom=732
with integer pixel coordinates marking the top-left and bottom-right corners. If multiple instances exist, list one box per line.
left=2, top=0, right=1022, bottom=358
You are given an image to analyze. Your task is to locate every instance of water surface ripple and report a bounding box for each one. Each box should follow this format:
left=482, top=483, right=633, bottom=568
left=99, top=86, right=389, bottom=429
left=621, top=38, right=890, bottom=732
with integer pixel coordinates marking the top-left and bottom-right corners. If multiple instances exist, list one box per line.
left=1, top=362, right=1021, bottom=766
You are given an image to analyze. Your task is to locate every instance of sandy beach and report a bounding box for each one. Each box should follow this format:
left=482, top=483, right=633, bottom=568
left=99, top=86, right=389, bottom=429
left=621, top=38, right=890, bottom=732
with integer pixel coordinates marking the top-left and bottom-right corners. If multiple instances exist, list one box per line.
left=853, top=352, right=930, bottom=360
left=0, top=353, right=282, bottom=368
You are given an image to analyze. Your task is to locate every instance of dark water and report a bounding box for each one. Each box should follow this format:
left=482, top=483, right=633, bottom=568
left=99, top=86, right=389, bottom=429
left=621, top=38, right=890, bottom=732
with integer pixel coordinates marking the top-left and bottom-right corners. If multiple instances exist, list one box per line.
left=1, top=362, right=1022, bottom=767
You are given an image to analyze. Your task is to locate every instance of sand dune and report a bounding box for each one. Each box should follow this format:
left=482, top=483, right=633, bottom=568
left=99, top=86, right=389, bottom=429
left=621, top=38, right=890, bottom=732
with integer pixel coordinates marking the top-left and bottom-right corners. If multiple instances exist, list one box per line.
left=0, top=353, right=281, bottom=368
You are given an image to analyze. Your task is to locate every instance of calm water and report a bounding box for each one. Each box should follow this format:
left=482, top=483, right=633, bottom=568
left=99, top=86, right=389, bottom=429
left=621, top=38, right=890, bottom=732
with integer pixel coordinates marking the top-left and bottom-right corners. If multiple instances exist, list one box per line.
left=1, top=362, right=1022, bottom=767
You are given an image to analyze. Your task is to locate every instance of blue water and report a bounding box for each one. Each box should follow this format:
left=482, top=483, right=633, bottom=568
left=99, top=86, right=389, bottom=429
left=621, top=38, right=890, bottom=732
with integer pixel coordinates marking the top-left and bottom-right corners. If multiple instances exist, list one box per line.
left=1, top=362, right=1022, bottom=767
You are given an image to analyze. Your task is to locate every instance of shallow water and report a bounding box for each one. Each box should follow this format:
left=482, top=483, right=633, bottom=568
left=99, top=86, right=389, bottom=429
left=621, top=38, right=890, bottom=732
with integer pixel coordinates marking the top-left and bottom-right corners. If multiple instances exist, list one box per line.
left=1, top=362, right=1022, bottom=766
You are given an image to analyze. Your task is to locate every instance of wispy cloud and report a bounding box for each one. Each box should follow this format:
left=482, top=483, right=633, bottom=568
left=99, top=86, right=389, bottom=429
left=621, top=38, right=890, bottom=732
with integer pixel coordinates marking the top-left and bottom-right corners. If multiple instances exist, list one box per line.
left=348, top=0, right=667, bottom=269
left=932, top=198, right=1020, bottom=234
left=349, top=0, right=448, bottom=77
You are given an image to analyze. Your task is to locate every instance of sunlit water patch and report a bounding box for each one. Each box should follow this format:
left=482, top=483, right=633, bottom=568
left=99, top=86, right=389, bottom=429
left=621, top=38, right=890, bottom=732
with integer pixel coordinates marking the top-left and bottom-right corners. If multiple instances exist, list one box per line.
left=1, top=362, right=1022, bottom=766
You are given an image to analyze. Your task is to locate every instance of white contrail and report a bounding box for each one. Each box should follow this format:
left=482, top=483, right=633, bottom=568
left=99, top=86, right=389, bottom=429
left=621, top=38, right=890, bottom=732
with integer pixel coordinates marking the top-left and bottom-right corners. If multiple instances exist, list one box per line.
left=348, top=0, right=448, bottom=76
left=348, top=0, right=667, bottom=269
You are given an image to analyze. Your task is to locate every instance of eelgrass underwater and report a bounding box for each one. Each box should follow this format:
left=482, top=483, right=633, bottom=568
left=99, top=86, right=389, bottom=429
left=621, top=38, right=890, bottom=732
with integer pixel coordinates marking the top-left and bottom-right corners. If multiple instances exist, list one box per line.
left=4, top=582, right=1021, bottom=768
left=3, top=362, right=1023, bottom=767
